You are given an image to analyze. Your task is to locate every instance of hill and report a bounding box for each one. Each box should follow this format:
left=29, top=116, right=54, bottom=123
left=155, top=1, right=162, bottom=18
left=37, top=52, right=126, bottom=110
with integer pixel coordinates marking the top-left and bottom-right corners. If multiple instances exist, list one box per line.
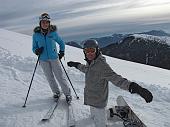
left=101, top=34, right=170, bottom=70
left=0, top=29, right=170, bottom=127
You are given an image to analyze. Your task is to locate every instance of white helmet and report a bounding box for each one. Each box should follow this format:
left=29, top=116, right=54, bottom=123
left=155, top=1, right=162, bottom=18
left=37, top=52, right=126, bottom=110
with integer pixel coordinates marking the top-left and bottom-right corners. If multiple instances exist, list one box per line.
left=39, top=13, right=51, bottom=22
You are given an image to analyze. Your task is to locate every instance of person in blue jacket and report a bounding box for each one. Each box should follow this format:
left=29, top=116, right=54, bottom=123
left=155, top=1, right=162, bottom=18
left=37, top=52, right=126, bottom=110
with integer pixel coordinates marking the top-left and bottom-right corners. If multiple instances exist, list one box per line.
left=32, top=13, right=72, bottom=104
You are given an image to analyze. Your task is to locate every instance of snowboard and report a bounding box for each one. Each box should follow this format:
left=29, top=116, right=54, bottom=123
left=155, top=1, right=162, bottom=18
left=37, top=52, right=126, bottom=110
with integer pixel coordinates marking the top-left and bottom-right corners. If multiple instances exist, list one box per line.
left=108, top=96, right=147, bottom=127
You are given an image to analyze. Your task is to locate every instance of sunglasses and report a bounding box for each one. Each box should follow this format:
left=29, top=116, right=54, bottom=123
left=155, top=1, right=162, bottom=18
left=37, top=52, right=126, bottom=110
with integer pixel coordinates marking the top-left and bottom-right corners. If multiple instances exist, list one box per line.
left=84, top=48, right=96, bottom=54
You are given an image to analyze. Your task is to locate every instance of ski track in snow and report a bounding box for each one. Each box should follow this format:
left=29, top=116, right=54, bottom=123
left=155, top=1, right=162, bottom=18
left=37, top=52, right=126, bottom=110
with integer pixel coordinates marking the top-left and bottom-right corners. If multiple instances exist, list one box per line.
left=0, top=49, right=170, bottom=127
left=0, top=30, right=170, bottom=127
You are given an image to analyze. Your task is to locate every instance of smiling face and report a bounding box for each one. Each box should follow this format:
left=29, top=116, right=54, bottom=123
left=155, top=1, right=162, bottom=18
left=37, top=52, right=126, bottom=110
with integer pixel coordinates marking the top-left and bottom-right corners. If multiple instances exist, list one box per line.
left=84, top=47, right=96, bottom=61
left=85, top=52, right=96, bottom=61
left=40, top=20, right=50, bottom=29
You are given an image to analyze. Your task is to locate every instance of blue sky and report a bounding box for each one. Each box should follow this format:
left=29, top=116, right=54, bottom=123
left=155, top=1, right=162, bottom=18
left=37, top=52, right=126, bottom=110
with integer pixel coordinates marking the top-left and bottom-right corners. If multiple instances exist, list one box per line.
left=0, top=0, right=170, bottom=41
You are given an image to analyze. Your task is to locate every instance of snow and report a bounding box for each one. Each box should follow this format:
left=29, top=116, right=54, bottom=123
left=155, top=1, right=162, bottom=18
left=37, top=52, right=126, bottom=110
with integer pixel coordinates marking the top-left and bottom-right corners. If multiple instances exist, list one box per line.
left=133, top=33, right=170, bottom=46
left=0, top=29, right=170, bottom=127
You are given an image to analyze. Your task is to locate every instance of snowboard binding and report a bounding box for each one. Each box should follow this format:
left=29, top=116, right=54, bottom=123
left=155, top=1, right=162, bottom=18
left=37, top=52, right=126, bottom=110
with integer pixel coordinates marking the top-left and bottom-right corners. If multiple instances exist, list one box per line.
left=109, top=106, right=144, bottom=127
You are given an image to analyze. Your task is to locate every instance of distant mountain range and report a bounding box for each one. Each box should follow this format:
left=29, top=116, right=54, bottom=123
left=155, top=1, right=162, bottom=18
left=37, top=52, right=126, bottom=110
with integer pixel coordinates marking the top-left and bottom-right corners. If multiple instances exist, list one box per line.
left=137, top=30, right=170, bottom=37
left=66, top=34, right=123, bottom=48
left=66, top=30, right=170, bottom=70
left=89, top=34, right=126, bottom=48
left=66, top=30, right=170, bottom=48
left=101, top=35, right=170, bottom=70
left=66, top=41, right=82, bottom=48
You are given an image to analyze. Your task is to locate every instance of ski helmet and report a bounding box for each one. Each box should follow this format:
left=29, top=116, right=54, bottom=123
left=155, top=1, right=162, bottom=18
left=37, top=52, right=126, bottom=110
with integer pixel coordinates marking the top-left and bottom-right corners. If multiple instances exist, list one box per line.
left=83, top=39, right=100, bottom=58
left=39, top=13, right=51, bottom=22
left=83, top=39, right=99, bottom=49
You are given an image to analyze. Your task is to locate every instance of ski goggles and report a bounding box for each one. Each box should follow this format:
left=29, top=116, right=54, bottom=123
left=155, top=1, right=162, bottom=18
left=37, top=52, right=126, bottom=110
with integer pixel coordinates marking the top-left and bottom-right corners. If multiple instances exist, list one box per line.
left=84, top=48, right=96, bottom=54
left=39, top=15, right=50, bottom=21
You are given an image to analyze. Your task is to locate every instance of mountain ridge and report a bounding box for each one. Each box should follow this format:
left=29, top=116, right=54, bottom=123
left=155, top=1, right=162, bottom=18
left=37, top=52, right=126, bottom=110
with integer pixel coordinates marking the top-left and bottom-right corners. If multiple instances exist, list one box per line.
left=66, top=30, right=170, bottom=48
left=66, top=30, right=170, bottom=70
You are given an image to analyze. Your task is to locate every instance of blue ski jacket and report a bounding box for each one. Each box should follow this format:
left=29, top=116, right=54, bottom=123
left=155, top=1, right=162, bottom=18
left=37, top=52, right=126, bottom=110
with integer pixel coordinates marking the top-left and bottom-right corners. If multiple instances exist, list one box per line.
left=32, top=25, right=65, bottom=60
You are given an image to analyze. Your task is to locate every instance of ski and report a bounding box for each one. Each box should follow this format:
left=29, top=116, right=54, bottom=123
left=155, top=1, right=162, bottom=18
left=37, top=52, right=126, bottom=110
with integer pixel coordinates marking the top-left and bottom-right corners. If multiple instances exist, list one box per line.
left=116, top=96, right=147, bottom=127
left=67, top=103, right=76, bottom=127
left=41, top=98, right=59, bottom=121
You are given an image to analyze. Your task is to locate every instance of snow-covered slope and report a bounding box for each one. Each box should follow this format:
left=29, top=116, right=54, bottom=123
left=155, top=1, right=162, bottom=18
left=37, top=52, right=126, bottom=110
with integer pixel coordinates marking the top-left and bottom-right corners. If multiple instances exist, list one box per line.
left=133, top=33, right=170, bottom=46
left=0, top=29, right=170, bottom=127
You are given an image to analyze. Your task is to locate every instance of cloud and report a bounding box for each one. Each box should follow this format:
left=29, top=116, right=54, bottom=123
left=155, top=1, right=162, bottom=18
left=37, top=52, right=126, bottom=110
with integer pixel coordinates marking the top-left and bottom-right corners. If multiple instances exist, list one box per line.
left=0, top=0, right=170, bottom=41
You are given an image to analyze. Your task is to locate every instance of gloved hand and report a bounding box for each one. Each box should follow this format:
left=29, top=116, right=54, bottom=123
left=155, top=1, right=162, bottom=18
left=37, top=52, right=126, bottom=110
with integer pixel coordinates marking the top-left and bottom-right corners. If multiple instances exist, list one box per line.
left=35, top=47, right=44, bottom=55
left=67, top=61, right=81, bottom=68
left=58, top=51, right=64, bottom=59
left=129, top=82, right=153, bottom=103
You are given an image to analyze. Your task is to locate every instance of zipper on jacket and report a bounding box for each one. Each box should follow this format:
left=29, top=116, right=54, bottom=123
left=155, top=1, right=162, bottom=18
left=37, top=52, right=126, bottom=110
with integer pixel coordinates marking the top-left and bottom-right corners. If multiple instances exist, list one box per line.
left=44, top=35, right=49, bottom=59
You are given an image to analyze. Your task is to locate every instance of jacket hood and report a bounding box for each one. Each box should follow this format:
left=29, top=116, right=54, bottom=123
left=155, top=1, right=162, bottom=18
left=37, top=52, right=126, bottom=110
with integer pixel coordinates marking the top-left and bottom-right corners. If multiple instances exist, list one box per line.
left=34, top=25, right=57, bottom=33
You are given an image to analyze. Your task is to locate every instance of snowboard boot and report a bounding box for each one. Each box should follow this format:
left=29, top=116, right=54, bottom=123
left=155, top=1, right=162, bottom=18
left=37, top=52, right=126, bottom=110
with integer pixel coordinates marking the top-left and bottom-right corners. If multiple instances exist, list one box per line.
left=109, top=108, right=115, bottom=118
left=66, top=95, right=72, bottom=105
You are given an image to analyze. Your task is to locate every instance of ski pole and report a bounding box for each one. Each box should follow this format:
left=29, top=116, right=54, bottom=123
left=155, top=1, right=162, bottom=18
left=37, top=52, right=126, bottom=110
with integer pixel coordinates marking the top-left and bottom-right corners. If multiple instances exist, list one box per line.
left=22, top=56, right=40, bottom=107
left=59, top=59, right=79, bottom=99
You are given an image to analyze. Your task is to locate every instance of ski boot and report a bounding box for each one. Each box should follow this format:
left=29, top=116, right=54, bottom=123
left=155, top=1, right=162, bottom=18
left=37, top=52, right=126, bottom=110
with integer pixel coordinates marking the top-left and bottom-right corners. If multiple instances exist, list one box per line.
left=66, top=95, right=72, bottom=105
left=53, top=92, right=60, bottom=101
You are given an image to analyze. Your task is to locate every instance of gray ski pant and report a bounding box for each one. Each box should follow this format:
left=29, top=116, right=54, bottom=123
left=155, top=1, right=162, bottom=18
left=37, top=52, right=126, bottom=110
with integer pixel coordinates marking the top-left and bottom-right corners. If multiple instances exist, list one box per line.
left=39, top=59, right=71, bottom=96
left=90, top=106, right=106, bottom=127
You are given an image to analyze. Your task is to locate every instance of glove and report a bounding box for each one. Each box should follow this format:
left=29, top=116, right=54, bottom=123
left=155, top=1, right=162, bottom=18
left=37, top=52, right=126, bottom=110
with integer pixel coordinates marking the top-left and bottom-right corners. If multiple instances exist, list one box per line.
left=58, top=51, right=64, bottom=60
left=35, top=47, right=44, bottom=55
left=67, top=61, right=81, bottom=68
left=129, top=82, right=153, bottom=103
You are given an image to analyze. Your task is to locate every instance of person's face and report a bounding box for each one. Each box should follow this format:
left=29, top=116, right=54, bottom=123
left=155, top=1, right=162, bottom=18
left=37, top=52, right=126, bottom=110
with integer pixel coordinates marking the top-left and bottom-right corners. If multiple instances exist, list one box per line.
left=40, top=20, right=50, bottom=29
left=84, top=48, right=96, bottom=61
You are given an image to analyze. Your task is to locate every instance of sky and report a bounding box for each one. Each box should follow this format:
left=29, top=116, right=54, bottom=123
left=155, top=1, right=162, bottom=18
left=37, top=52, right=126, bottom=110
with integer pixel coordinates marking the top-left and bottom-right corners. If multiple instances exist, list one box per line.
left=0, top=0, right=170, bottom=41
